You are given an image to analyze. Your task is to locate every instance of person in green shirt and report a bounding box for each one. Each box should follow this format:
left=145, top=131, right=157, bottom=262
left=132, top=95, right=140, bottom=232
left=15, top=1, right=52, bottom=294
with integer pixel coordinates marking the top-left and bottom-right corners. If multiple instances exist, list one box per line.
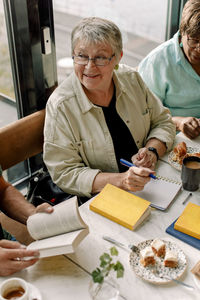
left=0, top=166, right=53, bottom=276
left=138, top=0, right=200, bottom=139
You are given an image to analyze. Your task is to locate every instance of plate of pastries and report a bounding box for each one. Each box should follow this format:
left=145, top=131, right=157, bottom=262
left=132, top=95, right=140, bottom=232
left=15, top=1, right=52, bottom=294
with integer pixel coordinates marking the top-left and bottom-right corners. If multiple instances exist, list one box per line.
left=168, top=141, right=200, bottom=171
left=129, top=238, right=187, bottom=284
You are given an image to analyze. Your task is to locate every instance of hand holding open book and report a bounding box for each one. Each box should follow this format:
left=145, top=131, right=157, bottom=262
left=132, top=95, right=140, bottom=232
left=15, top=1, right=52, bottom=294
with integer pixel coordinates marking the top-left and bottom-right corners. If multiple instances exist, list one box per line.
left=27, top=196, right=89, bottom=258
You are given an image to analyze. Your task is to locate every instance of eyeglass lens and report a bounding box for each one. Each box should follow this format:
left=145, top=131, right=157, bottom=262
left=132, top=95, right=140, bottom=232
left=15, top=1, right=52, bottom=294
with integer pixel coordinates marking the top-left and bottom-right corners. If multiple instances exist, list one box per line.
left=188, top=38, right=200, bottom=49
left=72, top=54, right=114, bottom=66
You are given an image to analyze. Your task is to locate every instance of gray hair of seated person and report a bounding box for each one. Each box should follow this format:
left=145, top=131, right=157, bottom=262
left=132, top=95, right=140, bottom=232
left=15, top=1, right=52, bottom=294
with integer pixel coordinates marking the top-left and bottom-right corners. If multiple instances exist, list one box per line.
left=180, top=0, right=200, bottom=37
left=71, top=17, right=123, bottom=60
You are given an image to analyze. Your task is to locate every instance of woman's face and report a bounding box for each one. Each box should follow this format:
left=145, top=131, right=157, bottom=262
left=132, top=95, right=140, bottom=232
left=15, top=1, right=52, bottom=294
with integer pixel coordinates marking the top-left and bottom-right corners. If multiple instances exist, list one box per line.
left=182, top=34, right=200, bottom=66
left=73, top=41, right=118, bottom=93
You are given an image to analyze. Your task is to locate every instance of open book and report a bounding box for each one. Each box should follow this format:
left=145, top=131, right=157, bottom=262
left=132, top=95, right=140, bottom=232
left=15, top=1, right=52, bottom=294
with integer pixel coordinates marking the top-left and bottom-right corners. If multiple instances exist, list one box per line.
left=89, top=184, right=151, bottom=230
left=27, top=196, right=89, bottom=258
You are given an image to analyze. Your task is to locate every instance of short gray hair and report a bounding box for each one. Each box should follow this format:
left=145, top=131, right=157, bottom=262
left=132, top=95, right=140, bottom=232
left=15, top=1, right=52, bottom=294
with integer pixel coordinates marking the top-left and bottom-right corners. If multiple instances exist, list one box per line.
left=180, top=0, right=200, bottom=37
left=71, top=17, right=123, bottom=60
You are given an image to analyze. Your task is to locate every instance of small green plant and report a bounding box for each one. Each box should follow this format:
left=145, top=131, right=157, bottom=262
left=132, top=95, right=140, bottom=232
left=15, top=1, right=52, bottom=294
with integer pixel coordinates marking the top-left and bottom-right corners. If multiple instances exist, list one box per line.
left=91, top=246, right=124, bottom=284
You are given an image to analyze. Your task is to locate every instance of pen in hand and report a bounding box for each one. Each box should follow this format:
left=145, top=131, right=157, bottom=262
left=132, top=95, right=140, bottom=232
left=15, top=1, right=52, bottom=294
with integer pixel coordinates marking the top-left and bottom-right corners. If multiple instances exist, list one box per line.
left=120, top=158, right=157, bottom=180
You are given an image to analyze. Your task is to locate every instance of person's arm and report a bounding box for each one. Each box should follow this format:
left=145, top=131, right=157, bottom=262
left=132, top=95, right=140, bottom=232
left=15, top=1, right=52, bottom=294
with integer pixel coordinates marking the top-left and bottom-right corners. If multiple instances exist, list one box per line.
left=173, top=116, right=200, bottom=139
left=0, top=240, right=39, bottom=276
left=132, top=138, right=167, bottom=170
left=0, top=176, right=53, bottom=225
left=129, top=74, right=174, bottom=170
left=92, top=166, right=155, bottom=194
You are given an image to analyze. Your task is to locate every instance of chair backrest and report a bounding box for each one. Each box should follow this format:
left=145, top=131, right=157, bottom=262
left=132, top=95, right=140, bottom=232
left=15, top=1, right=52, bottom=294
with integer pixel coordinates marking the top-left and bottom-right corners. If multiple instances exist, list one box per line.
left=0, top=109, right=45, bottom=170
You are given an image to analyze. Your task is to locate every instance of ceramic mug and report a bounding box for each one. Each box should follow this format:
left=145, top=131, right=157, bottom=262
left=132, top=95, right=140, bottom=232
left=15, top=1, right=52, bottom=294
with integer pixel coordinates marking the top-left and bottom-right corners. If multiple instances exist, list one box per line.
left=0, top=277, right=29, bottom=300
left=181, top=156, right=200, bottom=191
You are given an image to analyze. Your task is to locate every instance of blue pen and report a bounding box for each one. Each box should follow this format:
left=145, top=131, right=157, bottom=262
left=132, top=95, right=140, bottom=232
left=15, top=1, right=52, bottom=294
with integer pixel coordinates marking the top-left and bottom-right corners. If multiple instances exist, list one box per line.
left=120, top=158, right=157, bottom=180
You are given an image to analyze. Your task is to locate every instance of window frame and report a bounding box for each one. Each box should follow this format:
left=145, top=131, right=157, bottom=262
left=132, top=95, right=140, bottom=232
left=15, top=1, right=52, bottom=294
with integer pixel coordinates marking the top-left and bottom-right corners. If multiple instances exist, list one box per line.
left=2, top=0, right=57, bottom=184
left=165, top=0, right=187, bottom=40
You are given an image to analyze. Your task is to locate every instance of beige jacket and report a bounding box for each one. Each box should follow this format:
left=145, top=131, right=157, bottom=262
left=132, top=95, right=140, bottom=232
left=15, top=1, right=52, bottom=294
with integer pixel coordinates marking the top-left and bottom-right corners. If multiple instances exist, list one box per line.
left=44, top=64, right=175, bottom=197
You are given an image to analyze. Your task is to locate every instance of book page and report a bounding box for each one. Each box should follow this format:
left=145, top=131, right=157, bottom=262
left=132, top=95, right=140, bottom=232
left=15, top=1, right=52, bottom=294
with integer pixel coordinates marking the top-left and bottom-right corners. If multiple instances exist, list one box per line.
left=27, top=196, right=87, bottom=240
left=27, top=228, right=89, bottom=257
left=133, top=178, right=181, bottom=210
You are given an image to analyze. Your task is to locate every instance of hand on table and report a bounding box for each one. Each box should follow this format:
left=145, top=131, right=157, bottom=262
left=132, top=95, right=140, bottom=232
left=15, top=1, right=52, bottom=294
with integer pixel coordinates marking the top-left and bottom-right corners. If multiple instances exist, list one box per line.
left=0, top=239, right=39, bottom=276
left=131, top=147, right=157, bottom=170
left=175, top=116, right=200, bottom=139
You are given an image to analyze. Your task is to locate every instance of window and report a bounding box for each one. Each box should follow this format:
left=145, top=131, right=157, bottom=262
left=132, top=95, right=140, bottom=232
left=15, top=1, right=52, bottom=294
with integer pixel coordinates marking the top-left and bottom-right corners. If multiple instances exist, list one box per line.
left=53, top=0, right=168, bottom=83
left=1, top=0, right=57, bottom=186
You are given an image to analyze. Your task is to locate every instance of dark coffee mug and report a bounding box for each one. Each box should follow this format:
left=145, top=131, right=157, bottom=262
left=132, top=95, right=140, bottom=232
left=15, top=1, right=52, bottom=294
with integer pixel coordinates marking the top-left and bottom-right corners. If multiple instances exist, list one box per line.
left=181, top=156, right=200, bottom=191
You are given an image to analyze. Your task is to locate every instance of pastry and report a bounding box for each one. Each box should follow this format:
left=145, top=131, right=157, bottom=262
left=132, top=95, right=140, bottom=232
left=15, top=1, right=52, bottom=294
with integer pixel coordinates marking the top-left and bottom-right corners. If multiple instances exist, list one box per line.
left=164, top=250, right=178, bottom=268
left=172, top=141, right=187, bottom=164
left=151, top=238, right=166, bottom=257
left=140, top=246, right=155, bottom=267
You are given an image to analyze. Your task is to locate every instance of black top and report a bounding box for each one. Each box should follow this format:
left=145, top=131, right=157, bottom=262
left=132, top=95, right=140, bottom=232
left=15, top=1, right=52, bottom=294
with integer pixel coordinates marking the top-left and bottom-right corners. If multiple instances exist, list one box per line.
left=102, top=90, right=138, bottom=172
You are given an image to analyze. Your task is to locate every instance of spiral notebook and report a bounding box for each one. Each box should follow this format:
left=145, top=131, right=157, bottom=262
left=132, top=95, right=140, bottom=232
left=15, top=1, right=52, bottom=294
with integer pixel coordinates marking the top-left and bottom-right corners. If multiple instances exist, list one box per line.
left=133, top=176, right=181, bottom=211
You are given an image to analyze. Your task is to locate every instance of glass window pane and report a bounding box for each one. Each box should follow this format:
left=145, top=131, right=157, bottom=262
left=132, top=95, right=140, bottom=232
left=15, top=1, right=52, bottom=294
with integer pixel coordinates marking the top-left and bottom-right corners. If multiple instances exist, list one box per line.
left=53, top=0, right=168, bottom=83
left=0, top=3, right=15, bottom=100
left=0, top=2, right=29, bottom=184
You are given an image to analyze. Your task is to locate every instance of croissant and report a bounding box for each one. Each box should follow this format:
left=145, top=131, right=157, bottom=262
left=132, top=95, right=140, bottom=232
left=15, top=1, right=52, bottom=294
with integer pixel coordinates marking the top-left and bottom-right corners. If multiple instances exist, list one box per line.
left=172, top=142, right=187, bottom=164
left=172, top=142, right=200, bottom=164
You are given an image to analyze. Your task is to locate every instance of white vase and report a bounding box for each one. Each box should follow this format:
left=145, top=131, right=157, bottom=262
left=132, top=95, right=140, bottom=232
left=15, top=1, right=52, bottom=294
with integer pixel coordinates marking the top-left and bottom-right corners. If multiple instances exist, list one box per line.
left=89, top=275, right=119, bottom=300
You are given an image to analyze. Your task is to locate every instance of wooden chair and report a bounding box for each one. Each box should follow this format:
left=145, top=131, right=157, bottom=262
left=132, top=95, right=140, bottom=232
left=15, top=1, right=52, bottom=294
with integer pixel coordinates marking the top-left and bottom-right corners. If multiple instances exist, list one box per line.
left=0, top=109, right=45, bottom=170
left=0, top=109, right=45, bottom=244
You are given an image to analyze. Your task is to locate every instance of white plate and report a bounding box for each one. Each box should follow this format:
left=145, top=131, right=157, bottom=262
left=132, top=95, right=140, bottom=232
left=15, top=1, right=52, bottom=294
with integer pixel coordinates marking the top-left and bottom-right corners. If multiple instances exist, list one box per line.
left=29, top=283, right=42, bottom=300
left=129, top=239, right=187, bottom=284
left=168, top=146, right=200, bottom=171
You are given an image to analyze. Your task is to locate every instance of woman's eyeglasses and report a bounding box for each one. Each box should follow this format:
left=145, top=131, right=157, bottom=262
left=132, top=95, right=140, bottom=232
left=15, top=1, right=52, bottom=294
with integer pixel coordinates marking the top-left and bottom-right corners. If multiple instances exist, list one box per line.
left=72, top=54, right=115, bottom=66
left=187, top=37, right=200, bottom=49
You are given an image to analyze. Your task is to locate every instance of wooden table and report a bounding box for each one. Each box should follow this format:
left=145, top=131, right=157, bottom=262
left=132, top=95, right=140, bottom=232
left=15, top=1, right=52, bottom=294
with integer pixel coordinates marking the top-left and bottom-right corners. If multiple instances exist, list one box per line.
left=0, top=255, right=91, bottom=299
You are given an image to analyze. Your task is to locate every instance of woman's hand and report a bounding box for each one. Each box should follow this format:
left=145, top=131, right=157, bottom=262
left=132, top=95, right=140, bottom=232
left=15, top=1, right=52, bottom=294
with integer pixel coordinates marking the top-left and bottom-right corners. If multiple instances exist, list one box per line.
left=174, top=116, right=200, bottom=139
left=0, top=240, right=39, bottom=276
left=131, top=147, right=157, bottom=170
left=121, top=166, right=154, bottom=192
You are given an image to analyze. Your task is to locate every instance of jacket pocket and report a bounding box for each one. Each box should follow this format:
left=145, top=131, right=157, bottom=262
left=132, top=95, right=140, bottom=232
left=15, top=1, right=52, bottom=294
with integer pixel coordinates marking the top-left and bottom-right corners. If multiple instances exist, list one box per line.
left=75, top=140, right=97, bottom=168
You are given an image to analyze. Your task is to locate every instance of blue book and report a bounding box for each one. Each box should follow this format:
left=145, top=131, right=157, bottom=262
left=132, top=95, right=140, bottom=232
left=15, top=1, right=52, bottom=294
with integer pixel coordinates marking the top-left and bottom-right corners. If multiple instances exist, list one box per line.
left=166, top=219, right=200, bottom=250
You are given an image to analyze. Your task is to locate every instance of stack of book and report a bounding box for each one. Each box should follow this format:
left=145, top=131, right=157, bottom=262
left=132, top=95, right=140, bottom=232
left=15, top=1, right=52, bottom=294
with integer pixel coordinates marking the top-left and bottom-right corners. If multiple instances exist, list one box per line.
left=166, top=202, right=200, bottom=250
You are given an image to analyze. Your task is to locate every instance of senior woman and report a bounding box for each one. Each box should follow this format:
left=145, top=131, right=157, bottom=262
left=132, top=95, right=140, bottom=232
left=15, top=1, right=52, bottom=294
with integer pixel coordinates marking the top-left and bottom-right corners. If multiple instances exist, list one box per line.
left=138, top=0, right=200, bottom=140
left=43, top=17, right=175, bottom=199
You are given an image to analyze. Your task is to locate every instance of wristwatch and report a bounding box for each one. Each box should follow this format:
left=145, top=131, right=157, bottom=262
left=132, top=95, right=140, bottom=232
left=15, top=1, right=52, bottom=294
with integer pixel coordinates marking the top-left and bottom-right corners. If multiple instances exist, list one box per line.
left=148, top=147, right=159, bottom=161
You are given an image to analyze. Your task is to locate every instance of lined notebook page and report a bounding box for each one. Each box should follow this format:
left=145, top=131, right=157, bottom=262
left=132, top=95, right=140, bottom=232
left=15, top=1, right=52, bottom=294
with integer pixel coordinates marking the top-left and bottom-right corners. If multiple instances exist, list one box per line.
left=133, top=177, right=181, bottom=210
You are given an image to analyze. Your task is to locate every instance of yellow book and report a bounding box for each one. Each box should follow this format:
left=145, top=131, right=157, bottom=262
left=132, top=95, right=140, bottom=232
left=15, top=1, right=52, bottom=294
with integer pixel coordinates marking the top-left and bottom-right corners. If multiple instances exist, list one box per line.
left=89, top=183, right=151, bottom=230
left=174, top=202, right=200, bottom=239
